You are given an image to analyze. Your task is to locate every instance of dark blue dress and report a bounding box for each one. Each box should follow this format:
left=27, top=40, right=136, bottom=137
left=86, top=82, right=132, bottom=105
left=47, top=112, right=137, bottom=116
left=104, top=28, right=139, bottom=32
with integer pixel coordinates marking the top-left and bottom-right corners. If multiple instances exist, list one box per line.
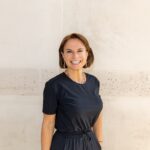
left=42, top=72, right=103, bottom=150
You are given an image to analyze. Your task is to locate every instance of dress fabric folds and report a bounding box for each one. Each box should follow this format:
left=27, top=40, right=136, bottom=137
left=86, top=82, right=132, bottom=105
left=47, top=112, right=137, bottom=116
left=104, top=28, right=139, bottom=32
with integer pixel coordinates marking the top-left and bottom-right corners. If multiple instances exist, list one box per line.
left=43, top=72, right=103, bottom=150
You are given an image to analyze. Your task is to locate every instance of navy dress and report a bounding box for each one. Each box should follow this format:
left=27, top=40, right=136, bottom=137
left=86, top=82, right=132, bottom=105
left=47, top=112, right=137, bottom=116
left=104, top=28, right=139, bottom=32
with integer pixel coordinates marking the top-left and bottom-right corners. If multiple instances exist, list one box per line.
left=42, top=72, right=103, bottom=150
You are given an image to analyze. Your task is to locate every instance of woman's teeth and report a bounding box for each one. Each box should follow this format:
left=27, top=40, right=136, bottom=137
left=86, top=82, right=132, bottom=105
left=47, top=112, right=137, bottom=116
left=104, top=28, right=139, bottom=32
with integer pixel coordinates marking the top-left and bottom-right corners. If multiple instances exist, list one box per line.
left=71, top=60, right=80, bottom=65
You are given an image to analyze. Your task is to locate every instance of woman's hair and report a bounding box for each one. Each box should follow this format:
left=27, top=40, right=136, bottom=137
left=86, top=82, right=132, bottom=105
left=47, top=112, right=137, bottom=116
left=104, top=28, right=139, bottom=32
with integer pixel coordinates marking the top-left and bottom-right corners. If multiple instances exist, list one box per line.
left=59, top=33, right=94, bottom=68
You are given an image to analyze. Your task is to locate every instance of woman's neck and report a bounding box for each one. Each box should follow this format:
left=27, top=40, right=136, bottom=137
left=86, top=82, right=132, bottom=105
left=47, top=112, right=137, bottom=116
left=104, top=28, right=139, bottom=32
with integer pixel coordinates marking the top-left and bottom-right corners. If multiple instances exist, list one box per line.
left=65, top=69, right=86, bottom=84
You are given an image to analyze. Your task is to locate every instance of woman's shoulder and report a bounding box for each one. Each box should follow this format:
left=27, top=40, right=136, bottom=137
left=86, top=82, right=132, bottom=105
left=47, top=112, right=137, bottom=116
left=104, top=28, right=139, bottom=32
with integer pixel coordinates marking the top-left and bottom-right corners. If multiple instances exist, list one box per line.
left=86, top=72, right=101, bottom=88
left=86, top=72, right=100, bottom=82
left=45, top=72, right=64, bottom=86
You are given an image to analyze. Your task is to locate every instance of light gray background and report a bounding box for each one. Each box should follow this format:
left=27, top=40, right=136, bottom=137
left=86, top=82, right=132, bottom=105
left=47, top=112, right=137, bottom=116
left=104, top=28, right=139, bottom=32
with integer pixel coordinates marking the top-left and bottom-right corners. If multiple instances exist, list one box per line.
left=0, top=0, right=150, bottom=150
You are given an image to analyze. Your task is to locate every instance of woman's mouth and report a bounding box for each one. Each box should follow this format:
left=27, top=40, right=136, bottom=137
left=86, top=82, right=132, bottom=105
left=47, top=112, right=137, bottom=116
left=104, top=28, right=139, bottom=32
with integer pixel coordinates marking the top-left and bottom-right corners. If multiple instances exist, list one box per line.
left=71, top=60, right=81, bottom=65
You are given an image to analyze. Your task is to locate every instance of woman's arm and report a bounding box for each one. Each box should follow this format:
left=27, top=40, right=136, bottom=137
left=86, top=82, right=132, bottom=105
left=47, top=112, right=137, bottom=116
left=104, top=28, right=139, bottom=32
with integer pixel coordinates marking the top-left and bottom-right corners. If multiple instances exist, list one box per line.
left=93, top=111, right=103, bottom=145
left=41, top=114, right=56, bottom=150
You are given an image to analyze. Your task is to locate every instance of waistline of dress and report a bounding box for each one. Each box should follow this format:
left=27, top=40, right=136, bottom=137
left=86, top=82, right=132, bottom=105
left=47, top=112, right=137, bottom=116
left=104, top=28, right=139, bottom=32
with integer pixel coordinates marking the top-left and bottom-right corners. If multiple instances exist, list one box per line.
left=56, top=129, right=92, bottom=136
left=56, top=129, right=92, bottom=150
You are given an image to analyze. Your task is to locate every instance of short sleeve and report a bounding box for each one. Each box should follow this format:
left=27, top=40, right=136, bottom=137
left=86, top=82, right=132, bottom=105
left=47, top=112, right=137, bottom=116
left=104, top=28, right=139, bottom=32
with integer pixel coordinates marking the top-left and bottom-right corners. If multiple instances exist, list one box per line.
left=97, top=78, right=103, bottom=102
left=42, top=82, right=58, bottom=114
left=95, top=77, right=100, bottom=95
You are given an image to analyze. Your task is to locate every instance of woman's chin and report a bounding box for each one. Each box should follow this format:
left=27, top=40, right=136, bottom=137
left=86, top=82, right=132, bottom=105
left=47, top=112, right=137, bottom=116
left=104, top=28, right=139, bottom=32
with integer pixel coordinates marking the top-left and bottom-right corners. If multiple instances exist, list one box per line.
left=67, top=65, right=83, bottom=71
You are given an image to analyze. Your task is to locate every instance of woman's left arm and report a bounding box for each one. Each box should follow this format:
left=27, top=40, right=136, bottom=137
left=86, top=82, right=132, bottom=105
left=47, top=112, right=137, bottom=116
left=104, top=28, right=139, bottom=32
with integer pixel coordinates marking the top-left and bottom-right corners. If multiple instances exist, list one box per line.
left=93, top=111, right=103, bottom=145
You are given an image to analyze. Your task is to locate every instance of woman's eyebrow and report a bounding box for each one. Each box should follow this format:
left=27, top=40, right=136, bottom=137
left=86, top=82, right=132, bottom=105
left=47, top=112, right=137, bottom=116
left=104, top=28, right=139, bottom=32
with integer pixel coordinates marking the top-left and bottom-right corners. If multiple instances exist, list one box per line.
left=65, top=48, right=84, bottom=50
left=65, top=49, right=72, bottom=51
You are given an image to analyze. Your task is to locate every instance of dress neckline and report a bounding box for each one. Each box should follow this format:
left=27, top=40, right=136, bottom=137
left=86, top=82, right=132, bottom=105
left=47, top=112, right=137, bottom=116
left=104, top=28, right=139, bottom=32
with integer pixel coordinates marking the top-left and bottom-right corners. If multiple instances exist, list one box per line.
left=62, top=72, right=88, bottom=86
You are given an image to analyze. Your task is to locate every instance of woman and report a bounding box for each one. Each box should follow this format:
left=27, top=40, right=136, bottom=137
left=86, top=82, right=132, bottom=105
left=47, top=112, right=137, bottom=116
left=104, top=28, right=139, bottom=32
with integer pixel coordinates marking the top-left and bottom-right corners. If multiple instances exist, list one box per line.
left=41, top=33, right=103, bottom=150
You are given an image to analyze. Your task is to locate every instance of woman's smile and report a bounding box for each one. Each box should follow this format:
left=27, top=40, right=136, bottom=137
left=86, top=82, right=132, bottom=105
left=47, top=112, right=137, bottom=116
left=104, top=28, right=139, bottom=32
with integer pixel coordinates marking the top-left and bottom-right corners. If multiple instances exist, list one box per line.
left=71, top=60, right=81, bottom=65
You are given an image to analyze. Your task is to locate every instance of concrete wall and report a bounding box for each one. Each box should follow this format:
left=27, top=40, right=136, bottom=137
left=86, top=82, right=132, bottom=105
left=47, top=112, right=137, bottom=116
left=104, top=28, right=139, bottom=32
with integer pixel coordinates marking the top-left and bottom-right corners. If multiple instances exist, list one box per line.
left=0, top=0, right=150, bottom=150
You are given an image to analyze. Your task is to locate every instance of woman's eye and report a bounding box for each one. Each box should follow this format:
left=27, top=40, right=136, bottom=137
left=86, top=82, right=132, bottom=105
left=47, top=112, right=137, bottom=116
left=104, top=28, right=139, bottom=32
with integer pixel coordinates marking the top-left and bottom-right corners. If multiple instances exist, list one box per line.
left=66, top=51, right=72, bottom=53
left=78, top=50, right=83, bottom=52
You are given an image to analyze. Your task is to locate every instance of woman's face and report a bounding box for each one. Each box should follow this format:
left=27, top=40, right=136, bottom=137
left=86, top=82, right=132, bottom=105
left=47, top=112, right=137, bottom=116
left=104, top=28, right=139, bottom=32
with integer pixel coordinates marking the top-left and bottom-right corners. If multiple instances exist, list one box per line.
left=62, top=38, right=88, bottom=71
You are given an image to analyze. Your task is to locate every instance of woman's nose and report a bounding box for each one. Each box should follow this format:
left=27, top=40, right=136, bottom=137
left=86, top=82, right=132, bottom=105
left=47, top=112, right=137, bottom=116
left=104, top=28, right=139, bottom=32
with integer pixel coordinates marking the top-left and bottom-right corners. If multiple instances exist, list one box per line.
left=72, top=52, right=79, bottom=58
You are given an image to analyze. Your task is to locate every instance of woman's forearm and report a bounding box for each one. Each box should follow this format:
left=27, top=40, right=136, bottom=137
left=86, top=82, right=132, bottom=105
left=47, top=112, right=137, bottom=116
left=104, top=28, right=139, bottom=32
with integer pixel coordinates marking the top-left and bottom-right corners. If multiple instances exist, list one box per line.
left=93, top=112, right=103, bottom=142
left=41, top=122, right=55, bottom=150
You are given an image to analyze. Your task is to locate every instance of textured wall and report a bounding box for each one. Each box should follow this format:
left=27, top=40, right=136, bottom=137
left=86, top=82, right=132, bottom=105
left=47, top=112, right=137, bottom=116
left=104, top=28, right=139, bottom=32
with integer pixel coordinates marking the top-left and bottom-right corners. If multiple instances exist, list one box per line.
left=0, top=0, right=150, bottom=150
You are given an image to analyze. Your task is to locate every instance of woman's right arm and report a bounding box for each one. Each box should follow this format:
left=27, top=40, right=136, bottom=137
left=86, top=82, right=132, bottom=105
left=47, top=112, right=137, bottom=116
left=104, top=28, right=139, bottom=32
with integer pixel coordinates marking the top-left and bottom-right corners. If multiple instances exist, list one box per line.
left=41, top=114, right=56, bottom=150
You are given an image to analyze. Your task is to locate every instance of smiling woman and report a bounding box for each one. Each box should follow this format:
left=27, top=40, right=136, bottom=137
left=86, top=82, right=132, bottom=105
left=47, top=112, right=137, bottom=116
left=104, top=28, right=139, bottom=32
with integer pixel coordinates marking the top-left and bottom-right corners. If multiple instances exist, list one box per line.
left=61, top=38, right=88, bottom=72
left=41, top=33, right=103, bottom=150
left=59, top=33, right=94, bottom=69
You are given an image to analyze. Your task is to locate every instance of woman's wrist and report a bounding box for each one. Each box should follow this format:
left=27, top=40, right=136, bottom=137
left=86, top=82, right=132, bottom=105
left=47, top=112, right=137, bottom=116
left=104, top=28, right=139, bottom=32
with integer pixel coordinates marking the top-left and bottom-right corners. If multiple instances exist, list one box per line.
left=98, top=140, right=103, bottom=144
left=98, top=139, right=103, bottom=142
